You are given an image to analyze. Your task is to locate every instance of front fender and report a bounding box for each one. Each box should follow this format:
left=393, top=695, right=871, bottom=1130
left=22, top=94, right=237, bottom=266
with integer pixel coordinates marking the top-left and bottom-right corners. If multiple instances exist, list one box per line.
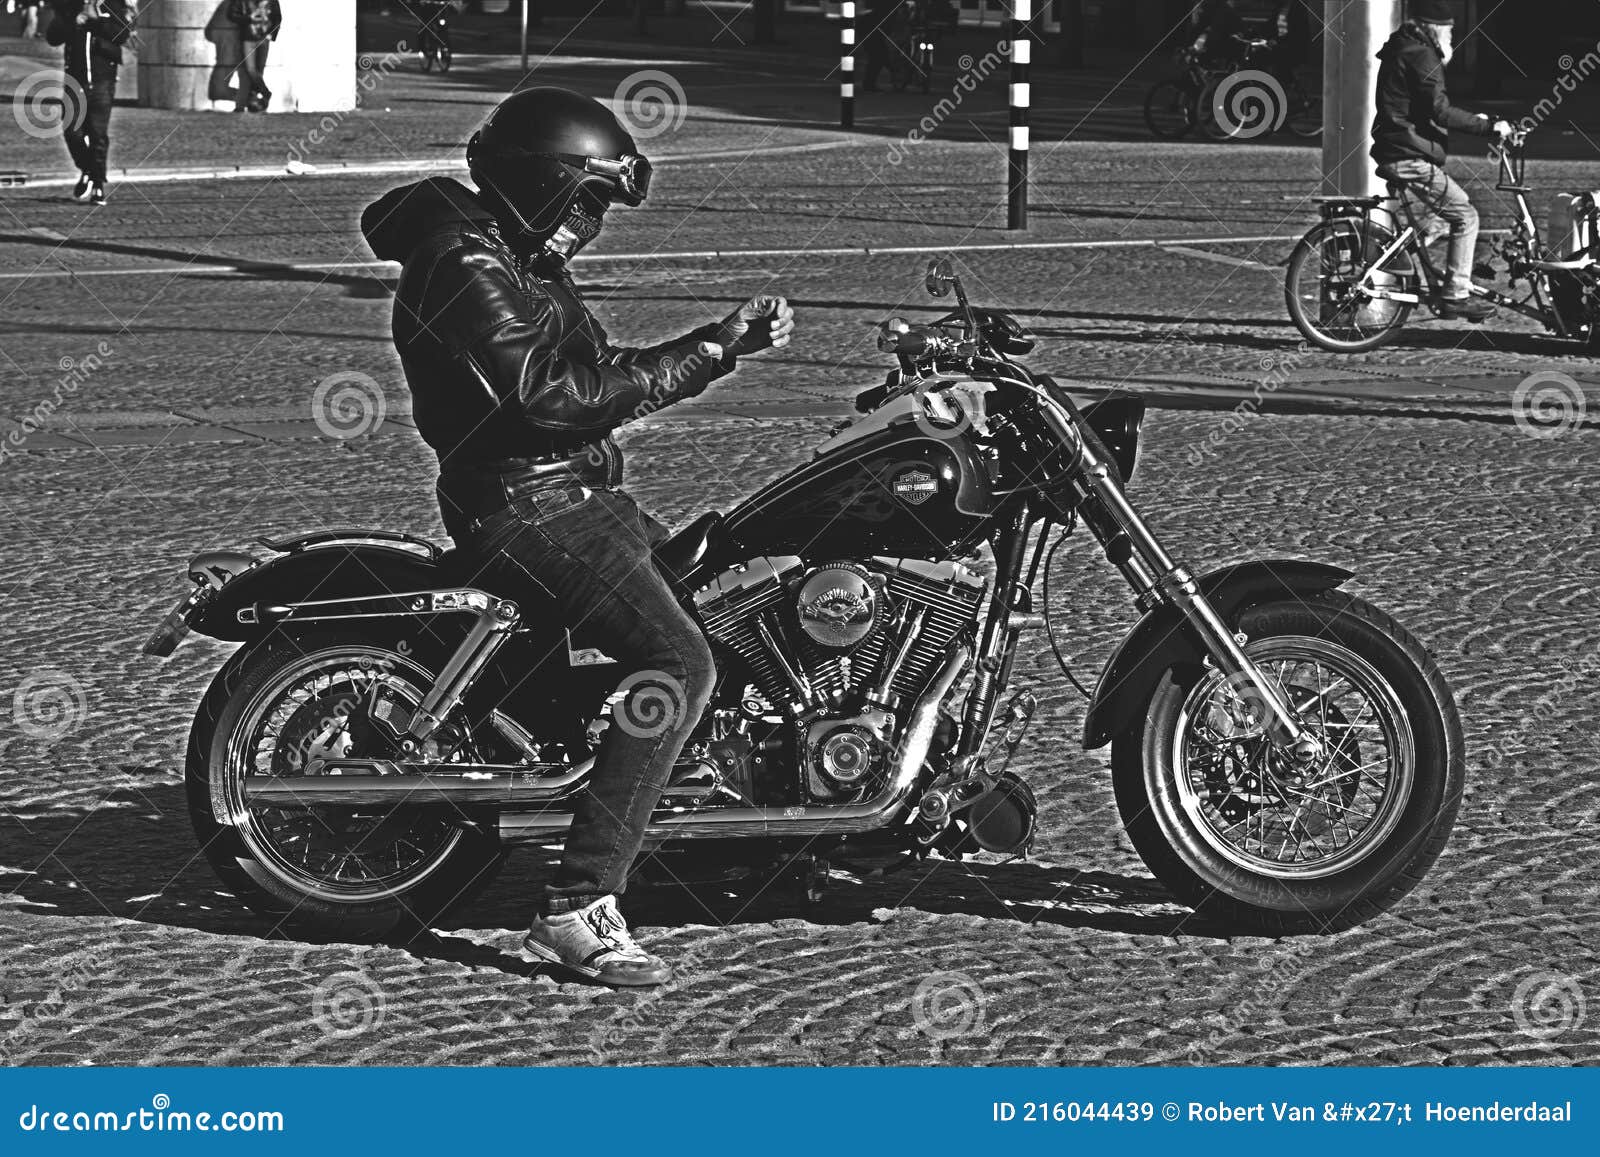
left=1081, top=559, right=1354, bottom=749
left=189, top=544, right=449, bottom=643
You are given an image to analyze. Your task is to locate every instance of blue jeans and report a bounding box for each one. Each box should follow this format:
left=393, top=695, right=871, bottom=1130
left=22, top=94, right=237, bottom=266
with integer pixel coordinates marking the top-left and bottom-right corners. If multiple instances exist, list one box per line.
left=464, top=487, right=716, bottom=915
left=1378, top=159, right=1480, bottom=299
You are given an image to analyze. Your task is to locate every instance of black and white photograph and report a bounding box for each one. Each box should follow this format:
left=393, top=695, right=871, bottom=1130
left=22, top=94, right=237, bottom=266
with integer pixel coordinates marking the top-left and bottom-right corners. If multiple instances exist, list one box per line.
left=0, top=0, right=1595, bottom=1144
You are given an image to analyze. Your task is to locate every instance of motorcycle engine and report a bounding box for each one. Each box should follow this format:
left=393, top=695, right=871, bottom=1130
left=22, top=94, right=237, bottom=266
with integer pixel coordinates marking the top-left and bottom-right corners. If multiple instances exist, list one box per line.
left=693, top=556, right=985, bottom=803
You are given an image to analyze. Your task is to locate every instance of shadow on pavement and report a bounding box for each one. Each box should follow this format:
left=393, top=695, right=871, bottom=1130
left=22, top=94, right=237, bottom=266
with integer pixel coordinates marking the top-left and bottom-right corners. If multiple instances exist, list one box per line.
left=1, top=784, right=1220, bottom=956
left=0, top=232, right=391, bottom=298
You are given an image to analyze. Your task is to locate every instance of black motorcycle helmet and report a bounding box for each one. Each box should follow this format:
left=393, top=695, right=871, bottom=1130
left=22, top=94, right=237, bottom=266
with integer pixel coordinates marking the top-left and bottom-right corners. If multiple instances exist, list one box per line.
left=467, top=87, right=652, bottom=260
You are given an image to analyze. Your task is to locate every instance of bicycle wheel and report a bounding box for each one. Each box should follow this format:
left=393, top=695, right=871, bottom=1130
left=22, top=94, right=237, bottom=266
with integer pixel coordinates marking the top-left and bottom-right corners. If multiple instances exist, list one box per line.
left=1195, top=76, right=1231, bottom=140
left=1287, top=89, right=1323, bottom=139
left=1144, top=81, right=1196, bottom=139
left=1285, top=219, right=1414, bottom=352
left=438, top=42, right=452, bottom=72
left=421, top=45, right=435, bottom=72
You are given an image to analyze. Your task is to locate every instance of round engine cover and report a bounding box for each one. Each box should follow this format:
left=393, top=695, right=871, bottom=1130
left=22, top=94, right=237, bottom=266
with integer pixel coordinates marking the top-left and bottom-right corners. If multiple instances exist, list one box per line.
left=796, top=564, right=879, bottom=649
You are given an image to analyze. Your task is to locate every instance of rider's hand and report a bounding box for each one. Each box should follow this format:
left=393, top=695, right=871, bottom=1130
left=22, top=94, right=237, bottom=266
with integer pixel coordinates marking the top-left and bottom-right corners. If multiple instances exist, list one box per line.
left=713, top=295, right=795, bottom=358
left=1491, top=118, right=1515, bottom=140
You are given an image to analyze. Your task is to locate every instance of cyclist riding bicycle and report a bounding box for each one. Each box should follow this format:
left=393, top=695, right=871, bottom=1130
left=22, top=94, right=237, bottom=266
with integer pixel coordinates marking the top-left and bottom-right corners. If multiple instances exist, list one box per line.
left=1371, top=0, right=1512, bottom=321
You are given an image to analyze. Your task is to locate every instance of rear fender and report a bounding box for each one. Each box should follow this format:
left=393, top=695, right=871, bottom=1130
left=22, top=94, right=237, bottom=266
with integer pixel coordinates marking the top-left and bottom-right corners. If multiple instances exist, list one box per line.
left=1081, top=559, right=1354, bottom=749
left=189, top=543, right=449, bottom=642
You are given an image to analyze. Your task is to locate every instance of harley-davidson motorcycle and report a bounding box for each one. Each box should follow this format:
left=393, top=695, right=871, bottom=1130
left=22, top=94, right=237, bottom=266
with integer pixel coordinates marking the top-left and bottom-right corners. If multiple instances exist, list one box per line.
left=145, top=259, right=1463, bottom=941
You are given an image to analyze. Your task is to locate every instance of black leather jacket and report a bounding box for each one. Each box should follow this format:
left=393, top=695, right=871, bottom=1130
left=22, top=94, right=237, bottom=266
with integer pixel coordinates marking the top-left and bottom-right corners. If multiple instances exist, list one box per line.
left=362, top=178, right=732, bottom=534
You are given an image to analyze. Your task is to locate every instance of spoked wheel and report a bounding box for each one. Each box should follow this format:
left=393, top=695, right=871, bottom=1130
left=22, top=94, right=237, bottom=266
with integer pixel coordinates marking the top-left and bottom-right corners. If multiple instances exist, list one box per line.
left=1113, top=594, right=1464, bottom=934
left=1286, top=89, right=1323, bottom=139
left=1285, top=219, right=1414, bottom=352
left=1144, top=80, right=1196, bottom=139
left=186, top=628, right=504, bottom=940
left=437, top=42, right=452, bottom=73
left=421, top=46, right=435, bottom=73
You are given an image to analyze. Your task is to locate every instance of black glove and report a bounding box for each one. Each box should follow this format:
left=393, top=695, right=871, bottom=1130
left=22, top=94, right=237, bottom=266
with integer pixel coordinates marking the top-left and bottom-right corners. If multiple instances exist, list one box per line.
left=712, top=295, right=795, bottom=358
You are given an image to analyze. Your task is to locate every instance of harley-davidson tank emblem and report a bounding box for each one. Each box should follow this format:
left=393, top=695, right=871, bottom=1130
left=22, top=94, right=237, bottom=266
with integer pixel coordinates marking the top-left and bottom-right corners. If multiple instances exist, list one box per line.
left=892, top=467, right=938, bottom=505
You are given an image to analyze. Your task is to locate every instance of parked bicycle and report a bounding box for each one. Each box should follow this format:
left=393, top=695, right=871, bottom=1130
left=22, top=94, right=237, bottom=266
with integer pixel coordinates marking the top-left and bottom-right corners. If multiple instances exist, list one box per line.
left=1285, top=130, right=1600, bottom=352
left=1145, top=41, right=1320, bottom=142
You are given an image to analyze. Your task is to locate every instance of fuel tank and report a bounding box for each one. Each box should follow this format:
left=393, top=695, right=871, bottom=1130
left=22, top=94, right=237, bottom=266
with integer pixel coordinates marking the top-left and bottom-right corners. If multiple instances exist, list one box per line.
left=721, top=388, right=1000, bottom=558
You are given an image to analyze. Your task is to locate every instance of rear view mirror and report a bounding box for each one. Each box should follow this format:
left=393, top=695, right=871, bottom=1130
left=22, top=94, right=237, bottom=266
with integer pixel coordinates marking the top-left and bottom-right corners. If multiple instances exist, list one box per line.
left=925, top=256, right=956, bottom=298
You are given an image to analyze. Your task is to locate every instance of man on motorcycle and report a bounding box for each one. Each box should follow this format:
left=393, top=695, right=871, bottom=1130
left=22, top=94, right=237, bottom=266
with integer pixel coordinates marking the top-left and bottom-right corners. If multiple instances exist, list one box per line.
left=360, top=87, right=793, bottom=987
left=1371, top=0, right=1511, bottom=321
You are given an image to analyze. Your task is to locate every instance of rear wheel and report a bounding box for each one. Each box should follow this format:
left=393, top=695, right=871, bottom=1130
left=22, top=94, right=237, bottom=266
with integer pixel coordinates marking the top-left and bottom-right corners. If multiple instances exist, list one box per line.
left=437, top=42, right=452, bottom=73
left=185, top=628, right=504, bottom=941
left=1144, top=80, right=1196, bottom=139
left=1285, top=218, right=1414, bottom=352
left=1286, top=88, right=1323, bottom=139
left=1112, top=594, right=1463, bottom=934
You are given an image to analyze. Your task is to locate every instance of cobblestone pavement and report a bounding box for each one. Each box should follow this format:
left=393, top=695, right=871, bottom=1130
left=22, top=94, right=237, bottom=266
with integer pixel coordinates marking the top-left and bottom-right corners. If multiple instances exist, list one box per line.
left=0, top=404, right=1597, bottom=1066
left=1, top=27, right=1598, bottom=1069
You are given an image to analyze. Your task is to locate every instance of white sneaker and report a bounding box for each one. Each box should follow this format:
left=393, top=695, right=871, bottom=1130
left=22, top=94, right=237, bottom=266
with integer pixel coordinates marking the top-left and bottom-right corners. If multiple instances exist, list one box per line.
left=522, top=895, right=673, bottom=987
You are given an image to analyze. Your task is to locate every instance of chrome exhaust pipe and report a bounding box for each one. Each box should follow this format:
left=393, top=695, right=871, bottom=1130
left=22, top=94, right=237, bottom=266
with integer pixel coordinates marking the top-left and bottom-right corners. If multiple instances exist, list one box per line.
left=244, top=644, right=970, bottom=841
left=499, top=643, right=971, bottom=844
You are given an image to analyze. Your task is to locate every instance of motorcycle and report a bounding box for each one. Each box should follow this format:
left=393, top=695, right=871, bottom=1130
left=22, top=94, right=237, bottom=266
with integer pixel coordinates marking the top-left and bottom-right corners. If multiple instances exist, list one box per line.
left=145, top=258, right=1464, bottom=941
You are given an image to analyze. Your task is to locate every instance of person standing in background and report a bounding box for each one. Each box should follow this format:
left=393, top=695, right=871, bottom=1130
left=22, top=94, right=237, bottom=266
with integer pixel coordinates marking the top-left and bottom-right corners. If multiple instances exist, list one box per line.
left=228, top=0, right=282, bottom=113
left=19, top=1, right=44, bottom=38
left=46, top=0, right=133, bottom=207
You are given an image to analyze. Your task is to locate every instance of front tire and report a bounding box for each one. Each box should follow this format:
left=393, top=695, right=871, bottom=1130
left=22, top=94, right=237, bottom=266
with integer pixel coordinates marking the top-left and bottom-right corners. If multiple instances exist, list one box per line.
left=1144, top=80, right=1196, bottom=139
left=185, top=627, right=504, bottom=941
left=1112, top=593, right=1464, bottom=934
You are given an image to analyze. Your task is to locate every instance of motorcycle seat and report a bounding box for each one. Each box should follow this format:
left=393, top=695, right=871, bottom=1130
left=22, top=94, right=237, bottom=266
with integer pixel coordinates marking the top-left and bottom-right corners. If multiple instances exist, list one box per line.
left=655, top=511, right=724, bottom=579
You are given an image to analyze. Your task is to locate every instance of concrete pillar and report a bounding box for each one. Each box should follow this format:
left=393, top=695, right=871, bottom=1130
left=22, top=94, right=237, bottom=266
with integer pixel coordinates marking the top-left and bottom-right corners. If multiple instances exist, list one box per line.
left=138, top=0, right=356, bottom=113
left=1320, top=0, right=1402, bottom=196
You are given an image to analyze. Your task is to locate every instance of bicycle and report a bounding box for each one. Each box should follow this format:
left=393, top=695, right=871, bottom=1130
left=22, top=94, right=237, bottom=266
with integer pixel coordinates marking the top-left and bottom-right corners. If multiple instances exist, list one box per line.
left=1147, top=41, right=1320, bottom=142
left=1285, top=130, right=1600, bottom=352
left=1144, top=47, right=1216, bottom=139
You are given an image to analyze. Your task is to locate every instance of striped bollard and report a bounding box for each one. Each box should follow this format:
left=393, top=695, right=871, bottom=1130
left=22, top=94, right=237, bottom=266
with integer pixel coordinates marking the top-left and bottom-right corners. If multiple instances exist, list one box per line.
left=841, top=2, right=856, bottom=129
left=1008, top=1, right=1030, bottom=230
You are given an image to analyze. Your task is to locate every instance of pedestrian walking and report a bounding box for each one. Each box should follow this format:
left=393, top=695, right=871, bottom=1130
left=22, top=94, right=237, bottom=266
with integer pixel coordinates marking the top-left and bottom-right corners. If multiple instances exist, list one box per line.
left=45, top=0, right=133, bottom=207
left=228, top=0, right=282, bottom=113
left=861, top=0, right=909, bottom=93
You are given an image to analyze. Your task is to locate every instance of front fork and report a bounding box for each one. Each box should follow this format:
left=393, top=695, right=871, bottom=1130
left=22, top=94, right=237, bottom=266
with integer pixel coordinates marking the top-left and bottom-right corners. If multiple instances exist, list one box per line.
left=1044, top=404, right=1323, bottom=762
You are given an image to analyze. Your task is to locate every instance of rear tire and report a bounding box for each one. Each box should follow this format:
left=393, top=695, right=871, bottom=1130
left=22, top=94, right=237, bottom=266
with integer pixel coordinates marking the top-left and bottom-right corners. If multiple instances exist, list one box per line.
left=1144, top=80, right=1196, bottom=139
left=1285, top=219, right=1414, bottom=352
left=185, top=627, right=504, bottom=941
left=1112, top=593, right=1464, bottom=934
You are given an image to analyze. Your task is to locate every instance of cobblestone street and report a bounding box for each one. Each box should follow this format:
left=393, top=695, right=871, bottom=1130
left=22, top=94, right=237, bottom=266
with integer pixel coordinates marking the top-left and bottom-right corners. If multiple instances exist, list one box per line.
left=1, top=26, right=1597, bottom=1068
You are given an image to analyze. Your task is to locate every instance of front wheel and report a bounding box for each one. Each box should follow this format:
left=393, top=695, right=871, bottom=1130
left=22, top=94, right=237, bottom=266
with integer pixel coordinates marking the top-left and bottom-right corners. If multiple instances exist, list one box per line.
left=1112, top=593, right=1464, bottom=934
left=1285, top=219, right=1414, bottom=352
left=185, top=627, right=505, bottom=940
left=1144, top=80, right=1196, bottom=139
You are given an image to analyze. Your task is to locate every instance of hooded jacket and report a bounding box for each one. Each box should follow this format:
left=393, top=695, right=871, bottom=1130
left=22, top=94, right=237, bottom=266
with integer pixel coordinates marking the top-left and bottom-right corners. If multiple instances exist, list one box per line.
left=45, top=0, right=133, bottom=73
left=1371, top=21, right=1491, bottom=167
left=361, top=178, right=732, bottom=528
